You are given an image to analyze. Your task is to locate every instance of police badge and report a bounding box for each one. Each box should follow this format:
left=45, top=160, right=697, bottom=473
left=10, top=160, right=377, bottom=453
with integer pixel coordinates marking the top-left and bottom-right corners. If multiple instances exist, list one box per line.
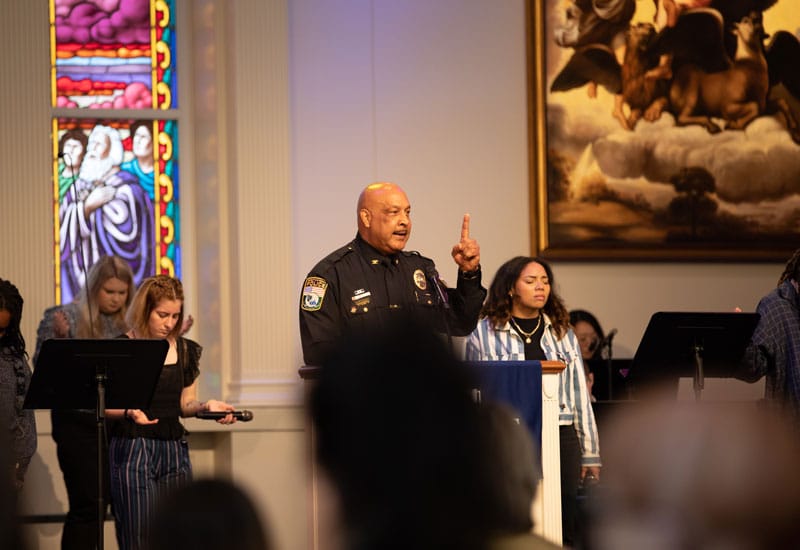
left=413, top=269, right=427, bottom=290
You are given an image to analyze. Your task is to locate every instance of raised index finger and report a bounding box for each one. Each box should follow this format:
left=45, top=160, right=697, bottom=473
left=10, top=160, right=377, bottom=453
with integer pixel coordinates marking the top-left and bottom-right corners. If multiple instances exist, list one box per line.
left=460, top=213, right=471, bottom=241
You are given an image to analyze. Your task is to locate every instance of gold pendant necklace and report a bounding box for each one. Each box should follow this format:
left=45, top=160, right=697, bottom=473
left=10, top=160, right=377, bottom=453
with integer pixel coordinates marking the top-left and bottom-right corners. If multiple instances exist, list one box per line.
left=510, top=315, right=541, bottom=344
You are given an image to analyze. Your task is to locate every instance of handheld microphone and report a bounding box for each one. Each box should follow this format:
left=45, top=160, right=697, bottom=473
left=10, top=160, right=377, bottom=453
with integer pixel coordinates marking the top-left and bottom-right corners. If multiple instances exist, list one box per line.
left=196, top=409, right=254, bottom=422
left=425, top=266, right=450, bottom=309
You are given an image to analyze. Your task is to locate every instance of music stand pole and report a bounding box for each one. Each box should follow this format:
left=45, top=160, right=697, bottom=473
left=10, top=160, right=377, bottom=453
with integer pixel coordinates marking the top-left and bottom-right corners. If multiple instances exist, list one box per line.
left=692, top=341, right=705, bottom=402
left=606, top=342, right=614, bottom=401
left=96, top=370, right=107, bottom=550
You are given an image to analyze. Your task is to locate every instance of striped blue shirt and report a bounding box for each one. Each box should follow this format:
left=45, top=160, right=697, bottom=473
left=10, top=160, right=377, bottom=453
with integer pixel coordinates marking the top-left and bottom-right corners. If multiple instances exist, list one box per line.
left=466, top=315, right=601, bottom=466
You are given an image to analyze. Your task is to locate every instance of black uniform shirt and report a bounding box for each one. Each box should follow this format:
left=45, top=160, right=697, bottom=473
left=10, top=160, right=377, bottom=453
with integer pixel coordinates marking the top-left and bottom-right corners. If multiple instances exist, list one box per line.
left=299, top=234, right=486, bottom=365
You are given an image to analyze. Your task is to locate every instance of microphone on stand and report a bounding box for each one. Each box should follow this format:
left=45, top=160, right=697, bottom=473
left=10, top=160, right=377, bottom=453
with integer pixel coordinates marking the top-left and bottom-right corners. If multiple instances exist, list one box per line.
left=425, top=265, right=453, bottom=355
left=599, top=328, right=618, bottom=352
left=196, top=410, right=254, bottom=422
left=599, top=328, right=617, bottom=400
left=425, top=266, right=450, bottom=309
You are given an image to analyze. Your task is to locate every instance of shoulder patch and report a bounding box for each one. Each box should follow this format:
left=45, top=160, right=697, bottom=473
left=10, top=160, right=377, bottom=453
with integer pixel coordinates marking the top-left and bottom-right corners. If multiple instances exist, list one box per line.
left=301, top=276, right=328, bottom=311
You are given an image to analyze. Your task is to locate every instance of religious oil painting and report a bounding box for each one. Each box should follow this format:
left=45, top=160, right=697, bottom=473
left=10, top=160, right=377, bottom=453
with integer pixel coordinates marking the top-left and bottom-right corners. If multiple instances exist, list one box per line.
left=530, top=0, right=800, bottom=260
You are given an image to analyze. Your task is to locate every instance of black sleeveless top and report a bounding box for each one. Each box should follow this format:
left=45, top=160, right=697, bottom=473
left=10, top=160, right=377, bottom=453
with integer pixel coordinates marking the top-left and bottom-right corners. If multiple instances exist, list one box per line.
left=111, top=336, right=201, bottom=440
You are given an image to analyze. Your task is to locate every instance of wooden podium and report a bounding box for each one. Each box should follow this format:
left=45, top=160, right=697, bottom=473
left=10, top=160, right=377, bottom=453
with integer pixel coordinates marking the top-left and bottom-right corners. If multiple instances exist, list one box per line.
left=299, top=360, right=566, bottom=548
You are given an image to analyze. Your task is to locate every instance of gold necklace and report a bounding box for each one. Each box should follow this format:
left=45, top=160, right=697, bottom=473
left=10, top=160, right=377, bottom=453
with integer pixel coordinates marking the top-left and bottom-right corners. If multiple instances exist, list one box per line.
left=510, top=315, right=541, bottom=344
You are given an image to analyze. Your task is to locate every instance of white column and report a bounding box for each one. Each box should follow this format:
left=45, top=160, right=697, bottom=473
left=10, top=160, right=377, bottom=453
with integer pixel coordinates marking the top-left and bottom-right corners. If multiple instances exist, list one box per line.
left=216, top=0, right=299, bottom=404
left=533, top=360, right=564, bottom=545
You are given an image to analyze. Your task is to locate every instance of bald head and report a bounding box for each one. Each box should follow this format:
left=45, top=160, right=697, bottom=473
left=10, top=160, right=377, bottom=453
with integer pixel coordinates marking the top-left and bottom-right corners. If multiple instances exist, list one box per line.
left=357, top=182, right=405, bottom=211
left=357, top=182, right=412, bottom=254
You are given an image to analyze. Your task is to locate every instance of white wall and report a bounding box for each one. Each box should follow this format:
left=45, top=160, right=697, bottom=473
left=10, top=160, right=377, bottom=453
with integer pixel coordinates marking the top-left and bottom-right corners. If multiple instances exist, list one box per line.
left=291, top=0, right=531, bottom=292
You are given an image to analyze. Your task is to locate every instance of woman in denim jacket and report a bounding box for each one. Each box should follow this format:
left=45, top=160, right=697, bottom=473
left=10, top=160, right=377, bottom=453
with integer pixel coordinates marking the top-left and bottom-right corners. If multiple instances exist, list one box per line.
left=466, top=256, right=600, bottom=547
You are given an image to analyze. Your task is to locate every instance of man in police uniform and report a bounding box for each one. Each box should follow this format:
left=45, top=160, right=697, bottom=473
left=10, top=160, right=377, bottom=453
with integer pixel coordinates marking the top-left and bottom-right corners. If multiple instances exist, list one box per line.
left=299, top=182, right=486, bottom=366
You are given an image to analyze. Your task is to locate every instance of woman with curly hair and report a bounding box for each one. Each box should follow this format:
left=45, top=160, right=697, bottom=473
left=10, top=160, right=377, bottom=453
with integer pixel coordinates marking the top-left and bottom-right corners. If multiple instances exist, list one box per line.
left=0, top=278, right=36, bottom=493
left=465, top=256, right=600, bottom=547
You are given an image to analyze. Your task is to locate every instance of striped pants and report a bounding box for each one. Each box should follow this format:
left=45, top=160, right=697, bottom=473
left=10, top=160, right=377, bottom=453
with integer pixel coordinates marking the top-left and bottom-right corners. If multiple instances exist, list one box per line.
left=109, top=436, right=192, bottom=550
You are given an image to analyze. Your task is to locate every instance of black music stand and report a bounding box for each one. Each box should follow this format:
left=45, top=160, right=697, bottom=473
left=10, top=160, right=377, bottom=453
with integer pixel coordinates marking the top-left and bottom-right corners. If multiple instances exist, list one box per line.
left=25, top=338, right=168, bottom=550
left=629, top=312, right=759, bottom=401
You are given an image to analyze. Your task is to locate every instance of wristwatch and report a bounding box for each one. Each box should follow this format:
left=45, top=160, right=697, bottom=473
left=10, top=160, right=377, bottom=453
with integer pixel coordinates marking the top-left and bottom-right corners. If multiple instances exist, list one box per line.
left=460, top=265, right=481, bottom=280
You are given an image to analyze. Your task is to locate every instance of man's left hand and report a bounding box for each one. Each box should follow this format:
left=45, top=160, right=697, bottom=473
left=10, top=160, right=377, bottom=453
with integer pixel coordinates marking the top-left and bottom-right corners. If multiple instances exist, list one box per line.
left=451, top=213, right=480, bottom=273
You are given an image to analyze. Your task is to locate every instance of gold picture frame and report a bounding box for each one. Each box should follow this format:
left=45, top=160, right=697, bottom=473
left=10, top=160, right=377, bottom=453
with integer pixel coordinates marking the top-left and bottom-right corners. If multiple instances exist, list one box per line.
left=528, top=0, right=800, bottom=261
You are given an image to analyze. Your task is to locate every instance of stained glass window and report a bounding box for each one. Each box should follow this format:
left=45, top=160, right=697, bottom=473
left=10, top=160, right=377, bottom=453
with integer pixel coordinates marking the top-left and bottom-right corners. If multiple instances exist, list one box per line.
left=51, top=0, right=177, bottom=109
left=50, top=0, right=179, bottom=303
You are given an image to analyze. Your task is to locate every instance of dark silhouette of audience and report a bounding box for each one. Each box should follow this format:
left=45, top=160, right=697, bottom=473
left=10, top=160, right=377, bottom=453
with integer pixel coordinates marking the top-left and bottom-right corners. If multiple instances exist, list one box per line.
left=478, top=401, right=538, bottom=534
left=145, top=477, right=272, bottom=550
left=308, top=317, right=559, bottom=549
left=309, top=319, right=489, bottom=549
left=478, top=402, right=559, bottom=549
left=588, top=402, right=800, bottom=549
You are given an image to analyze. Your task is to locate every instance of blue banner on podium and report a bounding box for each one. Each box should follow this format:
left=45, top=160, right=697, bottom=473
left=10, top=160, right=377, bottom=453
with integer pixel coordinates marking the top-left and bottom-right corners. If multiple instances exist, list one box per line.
left=465, top=360, right=543, bottom=475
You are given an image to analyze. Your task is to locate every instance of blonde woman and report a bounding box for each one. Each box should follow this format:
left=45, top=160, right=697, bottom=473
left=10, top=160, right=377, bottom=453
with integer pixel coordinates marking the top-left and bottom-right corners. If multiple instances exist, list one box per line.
left=34, top=255, right=134, bottom=549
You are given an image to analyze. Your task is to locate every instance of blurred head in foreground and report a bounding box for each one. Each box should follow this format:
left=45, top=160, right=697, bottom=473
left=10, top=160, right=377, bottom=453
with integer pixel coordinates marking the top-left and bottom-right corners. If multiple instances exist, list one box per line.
left=309, top=318, right=499, bottom=550
left=478, top=401, right=539, bottom=534
left=591, top=402, right=800, bottom=550
left=147, top=478, right=271, bottom=550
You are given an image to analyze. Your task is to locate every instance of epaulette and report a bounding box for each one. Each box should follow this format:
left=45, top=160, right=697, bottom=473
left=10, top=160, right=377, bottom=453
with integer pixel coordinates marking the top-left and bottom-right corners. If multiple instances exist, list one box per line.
left=310, top=241, right=357, bottom=275
left=403, top=249, right=434, bottom=263
left=327, top=242, right=357, bottom=263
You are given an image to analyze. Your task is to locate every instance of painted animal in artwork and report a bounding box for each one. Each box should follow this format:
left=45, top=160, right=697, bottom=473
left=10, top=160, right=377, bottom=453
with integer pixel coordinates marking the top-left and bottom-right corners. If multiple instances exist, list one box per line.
left=613, top=22, right=670, bottom=130
left=668, top=12, right=768, bottom=133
